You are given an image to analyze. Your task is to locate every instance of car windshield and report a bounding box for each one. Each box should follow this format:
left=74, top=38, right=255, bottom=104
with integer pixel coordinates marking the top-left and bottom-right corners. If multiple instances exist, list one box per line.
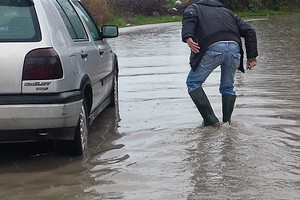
left=0, top=0, right=40, bottom=42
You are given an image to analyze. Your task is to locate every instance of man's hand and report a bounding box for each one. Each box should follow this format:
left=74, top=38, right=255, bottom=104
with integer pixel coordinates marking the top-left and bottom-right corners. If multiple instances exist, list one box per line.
left=247, top=58, right=257, bottom=70
left=186, top=38, right=200, bottom=53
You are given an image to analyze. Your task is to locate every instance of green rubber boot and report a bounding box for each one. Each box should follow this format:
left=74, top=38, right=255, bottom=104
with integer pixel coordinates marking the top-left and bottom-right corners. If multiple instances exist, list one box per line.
left=222, top=94, right=236, bottom=123
left=189, top=87, right=219, bottom=127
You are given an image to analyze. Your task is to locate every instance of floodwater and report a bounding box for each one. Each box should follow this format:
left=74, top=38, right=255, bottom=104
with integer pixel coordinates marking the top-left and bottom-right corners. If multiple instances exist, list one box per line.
left=0, top=15, right=300, bottom=200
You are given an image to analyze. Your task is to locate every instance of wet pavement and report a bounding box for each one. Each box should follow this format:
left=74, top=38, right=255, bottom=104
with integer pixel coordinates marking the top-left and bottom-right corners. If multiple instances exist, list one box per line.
left=0, top=15, right=300, bottom=199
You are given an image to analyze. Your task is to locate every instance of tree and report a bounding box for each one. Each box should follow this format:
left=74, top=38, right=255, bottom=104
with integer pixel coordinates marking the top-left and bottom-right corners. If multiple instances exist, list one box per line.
left=181, top=0, right=300, bottom=11
left=261, top=0, right=300, bottom=10
left=109, top=0, right=168, bottom=16
left=82, top=0, right=112, bottom=25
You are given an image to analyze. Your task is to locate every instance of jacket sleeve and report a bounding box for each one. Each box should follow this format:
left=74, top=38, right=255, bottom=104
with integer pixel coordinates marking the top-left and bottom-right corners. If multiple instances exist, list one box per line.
left=235, top=16, right=258, bottom=59
left=181, top=5, right=198, bottom=43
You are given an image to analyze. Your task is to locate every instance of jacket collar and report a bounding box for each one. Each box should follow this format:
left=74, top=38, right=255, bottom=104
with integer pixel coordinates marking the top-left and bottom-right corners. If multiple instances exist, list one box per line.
left=196, top=0, right=224, bottom=7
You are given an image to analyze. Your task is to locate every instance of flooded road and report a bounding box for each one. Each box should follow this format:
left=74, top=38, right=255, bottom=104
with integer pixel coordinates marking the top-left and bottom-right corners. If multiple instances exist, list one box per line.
left=0, top=15, right=300, bottom=199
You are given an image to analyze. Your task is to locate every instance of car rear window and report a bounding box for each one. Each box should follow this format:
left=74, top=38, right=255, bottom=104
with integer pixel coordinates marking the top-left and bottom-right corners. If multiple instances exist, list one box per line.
left=0, top=0, right=41, bottom=42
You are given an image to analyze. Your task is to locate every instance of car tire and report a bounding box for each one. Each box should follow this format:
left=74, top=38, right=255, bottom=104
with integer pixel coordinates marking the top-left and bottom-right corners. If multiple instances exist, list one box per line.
left=109, top=68, right=118, bottom=107
left=57, top=100, right=89, bottom=156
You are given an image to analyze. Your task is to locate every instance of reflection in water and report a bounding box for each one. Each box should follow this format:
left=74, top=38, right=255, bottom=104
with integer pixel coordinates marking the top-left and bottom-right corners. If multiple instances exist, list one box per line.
left=84, top=105, right=124, bottom=199
left=186, top=124, right=300, bottom=199
left=0, top=143, right=91, bottom=200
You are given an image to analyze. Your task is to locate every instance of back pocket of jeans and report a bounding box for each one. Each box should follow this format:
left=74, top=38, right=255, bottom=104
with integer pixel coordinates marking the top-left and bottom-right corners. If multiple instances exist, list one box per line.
left=201, top=50, right=221, bottom=69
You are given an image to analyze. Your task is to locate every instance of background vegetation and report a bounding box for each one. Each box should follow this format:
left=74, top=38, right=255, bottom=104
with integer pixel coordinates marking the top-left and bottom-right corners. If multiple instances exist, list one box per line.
left=82, top=0, right=300, bottom=26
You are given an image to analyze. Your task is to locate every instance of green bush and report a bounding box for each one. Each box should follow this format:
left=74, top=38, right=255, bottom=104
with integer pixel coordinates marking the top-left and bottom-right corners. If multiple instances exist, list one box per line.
left=249, top=0, right=260, bottom=12
left=109, top=0, right=167, bottom=16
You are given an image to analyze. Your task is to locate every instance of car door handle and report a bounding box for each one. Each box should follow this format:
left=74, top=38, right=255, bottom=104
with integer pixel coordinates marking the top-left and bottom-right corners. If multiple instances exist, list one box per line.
left=81, top=53, right=88, bottom=59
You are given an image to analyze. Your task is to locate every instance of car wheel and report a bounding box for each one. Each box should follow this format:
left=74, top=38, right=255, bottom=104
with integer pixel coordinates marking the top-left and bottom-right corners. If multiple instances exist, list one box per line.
left=57, top=100, right=89, bottom=156
left=109, top=68, right=118, bottom=107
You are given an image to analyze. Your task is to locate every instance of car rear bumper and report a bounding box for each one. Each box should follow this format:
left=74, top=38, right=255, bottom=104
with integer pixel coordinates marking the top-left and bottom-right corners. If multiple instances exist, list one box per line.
left=0, top=91, right=83, bottom=142
left=0, top=127, right=77, bottom=143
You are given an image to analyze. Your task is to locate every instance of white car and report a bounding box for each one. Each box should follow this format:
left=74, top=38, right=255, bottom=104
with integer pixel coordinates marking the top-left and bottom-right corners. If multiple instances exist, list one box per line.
left=0, top=0, right=119, bottom=155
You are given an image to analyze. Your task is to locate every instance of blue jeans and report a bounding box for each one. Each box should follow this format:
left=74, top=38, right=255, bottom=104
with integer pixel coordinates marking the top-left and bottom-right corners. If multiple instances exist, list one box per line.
left=186, top=42, right=241, bottom=95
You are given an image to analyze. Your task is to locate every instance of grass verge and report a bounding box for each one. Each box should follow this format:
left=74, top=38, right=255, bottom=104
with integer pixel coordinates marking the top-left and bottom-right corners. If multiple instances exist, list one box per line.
left=236, top=9, right=299, bottom=18
left=109, top=15, right=182, bottom=27
left=109, top=9, right=300, bottom=27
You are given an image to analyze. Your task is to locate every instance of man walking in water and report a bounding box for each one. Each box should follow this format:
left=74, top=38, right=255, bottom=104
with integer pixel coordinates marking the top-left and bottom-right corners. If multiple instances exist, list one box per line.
left=182, top=0, right=258, bottom=128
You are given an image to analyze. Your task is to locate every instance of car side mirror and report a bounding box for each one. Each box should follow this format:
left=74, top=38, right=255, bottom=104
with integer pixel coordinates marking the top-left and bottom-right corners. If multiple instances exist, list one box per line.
left=101, top=25, right=118, bottom=38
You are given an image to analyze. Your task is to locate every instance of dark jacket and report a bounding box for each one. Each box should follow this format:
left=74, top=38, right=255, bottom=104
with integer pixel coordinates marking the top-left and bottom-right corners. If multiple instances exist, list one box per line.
left=181, top=0, right=258, bottom=72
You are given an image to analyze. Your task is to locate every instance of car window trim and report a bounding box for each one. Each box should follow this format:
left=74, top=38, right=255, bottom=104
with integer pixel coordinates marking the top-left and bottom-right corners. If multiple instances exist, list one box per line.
left=73, top=1, right=102, bottom=41
left=56, top=0, right=89, bottom=42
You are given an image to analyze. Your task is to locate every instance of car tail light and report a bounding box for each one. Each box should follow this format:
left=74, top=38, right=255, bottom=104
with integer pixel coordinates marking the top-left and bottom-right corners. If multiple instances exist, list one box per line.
left=23, top=48, right=63, bottom=80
